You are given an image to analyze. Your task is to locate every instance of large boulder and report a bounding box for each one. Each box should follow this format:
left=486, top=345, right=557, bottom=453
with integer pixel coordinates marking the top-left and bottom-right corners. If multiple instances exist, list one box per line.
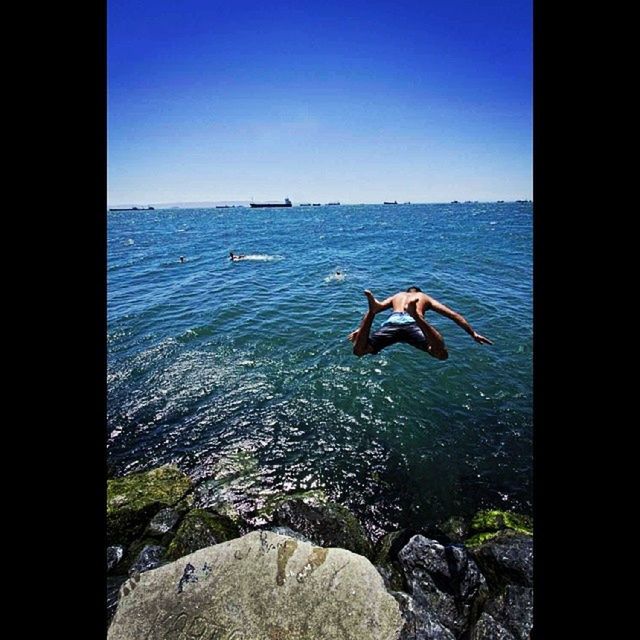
left=107, top=465, right=192, bottom=545
left=398, top=535, right=488, bottom=638
left=108, top=530, right=403, bottom=640
left=274, top=497, right=373, bottom=558
left=165, top=508, right=240, bottom=561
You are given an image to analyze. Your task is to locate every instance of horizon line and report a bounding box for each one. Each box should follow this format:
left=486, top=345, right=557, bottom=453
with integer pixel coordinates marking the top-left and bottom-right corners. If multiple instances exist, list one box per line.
left=108, top=198, right=533, bottom=209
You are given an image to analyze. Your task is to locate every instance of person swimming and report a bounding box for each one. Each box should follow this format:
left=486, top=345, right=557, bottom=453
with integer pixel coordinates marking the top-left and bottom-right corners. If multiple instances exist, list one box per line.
left=229, top=252, right=246, bottom=261
left=179, top=256, right=186, bottom=263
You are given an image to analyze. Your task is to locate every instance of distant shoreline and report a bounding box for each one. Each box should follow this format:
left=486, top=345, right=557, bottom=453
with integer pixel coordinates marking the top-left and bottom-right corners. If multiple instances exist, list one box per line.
left=108, top=200, right=533, bottom=211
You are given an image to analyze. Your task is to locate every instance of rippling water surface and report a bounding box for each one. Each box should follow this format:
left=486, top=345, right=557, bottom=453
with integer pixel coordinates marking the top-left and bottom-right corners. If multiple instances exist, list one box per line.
left=107, top=203, right=532, bottom=536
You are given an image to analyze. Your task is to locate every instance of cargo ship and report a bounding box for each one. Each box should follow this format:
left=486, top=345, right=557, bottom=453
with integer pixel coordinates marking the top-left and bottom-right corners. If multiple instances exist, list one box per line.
left=250, top=198, right=292, bottom=208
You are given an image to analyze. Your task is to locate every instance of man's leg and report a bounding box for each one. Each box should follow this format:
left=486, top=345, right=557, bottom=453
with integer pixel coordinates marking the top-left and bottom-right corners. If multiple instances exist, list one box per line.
left=349, top=290, right=385, bottom=357
left=405, top=298, right=449, bottom=360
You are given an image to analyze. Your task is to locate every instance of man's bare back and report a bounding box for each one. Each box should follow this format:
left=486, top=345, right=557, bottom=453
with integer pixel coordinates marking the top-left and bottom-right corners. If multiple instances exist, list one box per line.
left=349, top=287, right=492, bottom=359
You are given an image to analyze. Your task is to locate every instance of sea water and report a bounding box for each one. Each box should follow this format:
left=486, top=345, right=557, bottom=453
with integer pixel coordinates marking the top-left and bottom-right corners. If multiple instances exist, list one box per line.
left=107, top=202, right=532, bottom=535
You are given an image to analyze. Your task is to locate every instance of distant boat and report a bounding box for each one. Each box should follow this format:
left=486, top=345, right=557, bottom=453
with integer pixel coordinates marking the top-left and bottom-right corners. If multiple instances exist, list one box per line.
left=312, top=203, right=321, bottom=206
left=497, top=200, right=505, bottom=203
left=403, top=202, right=411, bottom=204
left=216, top=205, right=231, bottom=208
left=250, top=198, right=292, bottom=208
left=109, top=206, right=155, bottom=211
left=326, top=202, right=341, bottom=206
left=384, top=201, right=398, bottom=205
left=450, top=200, right=460, bottom=204
left=299, top=203, right=312, bottom=207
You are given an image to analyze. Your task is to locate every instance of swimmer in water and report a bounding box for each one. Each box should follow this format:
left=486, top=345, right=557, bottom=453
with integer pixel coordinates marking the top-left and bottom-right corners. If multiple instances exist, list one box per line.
left=348, top=286, right=493, bottom=360
left=229, top=252, right=246, bottom=261
left=179, top=256, right=185, bottom=263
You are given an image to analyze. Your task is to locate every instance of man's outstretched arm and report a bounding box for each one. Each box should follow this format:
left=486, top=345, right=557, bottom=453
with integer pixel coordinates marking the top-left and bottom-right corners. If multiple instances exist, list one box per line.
left=427, top=298, right=493, bottom=345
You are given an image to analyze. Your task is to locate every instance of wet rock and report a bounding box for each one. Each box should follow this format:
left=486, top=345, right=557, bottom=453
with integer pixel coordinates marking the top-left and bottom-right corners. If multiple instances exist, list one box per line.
left=398, top=535, right=488, bottom=638
left=476, top=585, right=533, bottom=640
left=470, top=612, right=516, bottom=639
left=146, top=508, right=180, bottom=536
left=108, top=531, right=404, bottom=640
left=107, top=546, right=124, bottom=573
left=394, top=591, right=456, bottom=640
left=274, top=498, right=373, bottom=558
left=469, top=532, right=533, bottom=590
left=129, top=544, right=166, bottom=576
left=107, top=465, right=192, bottom=546
left=165, top=508, right=240, bottom=561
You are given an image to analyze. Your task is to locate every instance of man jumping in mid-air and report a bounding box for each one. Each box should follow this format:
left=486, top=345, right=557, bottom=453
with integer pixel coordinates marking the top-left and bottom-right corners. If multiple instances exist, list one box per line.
left=348, top=287, right=493, bottom=360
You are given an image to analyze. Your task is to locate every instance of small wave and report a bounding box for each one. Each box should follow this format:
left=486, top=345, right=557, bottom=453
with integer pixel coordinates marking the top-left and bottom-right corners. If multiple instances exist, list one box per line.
left=324, top=271, right=346, bottom=283
left=233, top=254, right=281, bottom=262
left=126, top=239, right=135, bottom=245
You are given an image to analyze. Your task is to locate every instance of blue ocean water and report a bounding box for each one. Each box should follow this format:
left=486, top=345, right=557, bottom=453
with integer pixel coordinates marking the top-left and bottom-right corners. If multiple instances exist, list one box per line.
left=107, top=203, right=532, bottom=536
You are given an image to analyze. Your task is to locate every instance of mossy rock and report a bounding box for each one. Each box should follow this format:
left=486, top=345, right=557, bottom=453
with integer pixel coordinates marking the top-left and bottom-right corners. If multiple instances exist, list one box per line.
left=258, top=489, right=328, bottom=520
left=464, top=531, right=503, bottom=548
left=273, top=498, right=373, bottom=559
left=465, top=510, right=532, bottom=548
left=107, top=465, right=192, bottom=546
left=470, top=510, right=532, bottom=535
left=165, top=508, right=241, bottom=561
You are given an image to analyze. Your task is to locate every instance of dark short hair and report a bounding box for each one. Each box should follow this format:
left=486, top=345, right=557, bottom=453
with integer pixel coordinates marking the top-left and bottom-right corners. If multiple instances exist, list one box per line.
left=406, top=286, right=422, bottom=292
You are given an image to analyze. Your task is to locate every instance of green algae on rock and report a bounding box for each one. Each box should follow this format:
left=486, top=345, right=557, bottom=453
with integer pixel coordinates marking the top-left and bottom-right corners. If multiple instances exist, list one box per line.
left=465, top=510, right=533, bottom=548
left=107, top=465, right=192, bottom=545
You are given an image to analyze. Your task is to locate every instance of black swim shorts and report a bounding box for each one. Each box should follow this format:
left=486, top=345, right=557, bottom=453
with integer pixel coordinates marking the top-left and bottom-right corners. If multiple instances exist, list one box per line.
left=368, top=322, right=430, bottom=354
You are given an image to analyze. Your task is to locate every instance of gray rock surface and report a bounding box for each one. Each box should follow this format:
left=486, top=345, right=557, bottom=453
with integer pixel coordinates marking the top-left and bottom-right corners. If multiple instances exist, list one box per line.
left=108, top=530, right=403, bottom=640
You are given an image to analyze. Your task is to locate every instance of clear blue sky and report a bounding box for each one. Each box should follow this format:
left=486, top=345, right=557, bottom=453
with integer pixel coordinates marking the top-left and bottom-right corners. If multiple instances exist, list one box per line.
left=108, top=0, right=532, bottom=205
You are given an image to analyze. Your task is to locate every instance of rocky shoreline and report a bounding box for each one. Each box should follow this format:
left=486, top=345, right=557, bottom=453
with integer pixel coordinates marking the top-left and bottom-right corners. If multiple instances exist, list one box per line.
left=107, top=464, right=533, bottom=639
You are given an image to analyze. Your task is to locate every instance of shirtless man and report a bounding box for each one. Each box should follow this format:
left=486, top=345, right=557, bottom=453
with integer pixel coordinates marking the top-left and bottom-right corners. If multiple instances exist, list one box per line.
left=348, top=286, right=492, bottom=360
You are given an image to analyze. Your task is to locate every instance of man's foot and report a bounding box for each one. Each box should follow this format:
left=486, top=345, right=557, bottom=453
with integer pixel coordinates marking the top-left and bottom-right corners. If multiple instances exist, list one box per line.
left=404, top=296, right=421, bottom=320
left=347, top=329, right=359, bottom=343
left=364, top=290, right=385, bottom=314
